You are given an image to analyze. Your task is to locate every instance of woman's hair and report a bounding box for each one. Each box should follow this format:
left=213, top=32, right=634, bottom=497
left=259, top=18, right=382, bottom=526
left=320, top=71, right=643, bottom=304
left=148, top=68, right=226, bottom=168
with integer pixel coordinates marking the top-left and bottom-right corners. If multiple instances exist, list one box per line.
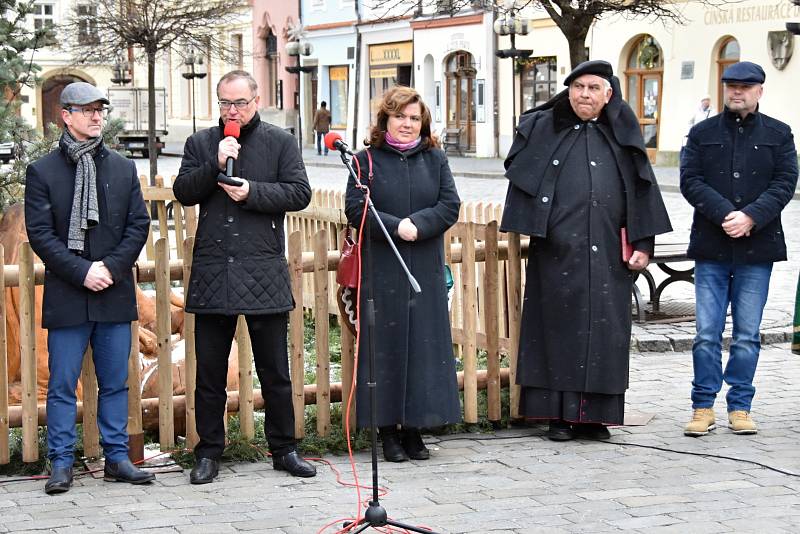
left=365, top=86, right=439, bottom=149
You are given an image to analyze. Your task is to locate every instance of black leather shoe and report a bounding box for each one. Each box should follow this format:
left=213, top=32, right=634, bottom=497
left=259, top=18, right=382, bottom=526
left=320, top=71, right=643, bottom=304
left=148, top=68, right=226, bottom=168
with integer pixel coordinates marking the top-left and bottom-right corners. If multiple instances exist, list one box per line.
left=44, top=466, right=73, bottom=495
left=547, top=420, right=576, bottom=441
left=190, top=458, right=220, bottom=484
left=104, top=459, right=155, bottom=484
left=575, top=423, right=611, bottom=440
left=380, top=428, right=409, bottom=462
left=273, top=451, right=316, bottom=478
left=401, top=428, right=430, bottom=460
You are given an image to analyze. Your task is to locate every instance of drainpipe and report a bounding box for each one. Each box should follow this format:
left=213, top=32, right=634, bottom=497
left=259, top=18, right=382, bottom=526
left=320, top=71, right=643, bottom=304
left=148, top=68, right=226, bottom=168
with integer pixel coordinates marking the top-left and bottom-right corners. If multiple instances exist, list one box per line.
left=492, top=5, right=500, bottom=157
left=351, top=1, right=362, bottom=147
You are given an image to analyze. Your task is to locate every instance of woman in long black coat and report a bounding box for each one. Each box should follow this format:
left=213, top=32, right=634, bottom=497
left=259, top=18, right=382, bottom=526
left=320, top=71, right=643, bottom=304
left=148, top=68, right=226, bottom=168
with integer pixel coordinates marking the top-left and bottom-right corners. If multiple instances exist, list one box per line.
left=344, top=86, right=462, bottom=462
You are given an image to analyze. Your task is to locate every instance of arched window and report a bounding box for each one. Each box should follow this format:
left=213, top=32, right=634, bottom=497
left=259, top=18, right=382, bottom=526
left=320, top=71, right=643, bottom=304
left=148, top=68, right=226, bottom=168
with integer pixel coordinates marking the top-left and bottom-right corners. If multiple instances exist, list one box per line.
left=717, top=37, right=740, bottom=108
left=624, top=35, right=663, bottom=162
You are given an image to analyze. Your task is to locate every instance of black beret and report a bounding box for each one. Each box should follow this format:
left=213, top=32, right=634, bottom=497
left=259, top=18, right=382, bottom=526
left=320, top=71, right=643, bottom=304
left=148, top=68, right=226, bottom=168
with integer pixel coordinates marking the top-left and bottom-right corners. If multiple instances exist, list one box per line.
left=564, top=60, right=614, bottom=86
left=721, top=61, right=765, bottom=85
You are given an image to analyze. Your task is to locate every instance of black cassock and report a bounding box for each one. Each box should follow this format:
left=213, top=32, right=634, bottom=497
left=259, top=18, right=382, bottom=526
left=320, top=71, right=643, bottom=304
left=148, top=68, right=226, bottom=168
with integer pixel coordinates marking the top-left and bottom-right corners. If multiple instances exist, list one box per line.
left=517, top=121, right=633, bottom=424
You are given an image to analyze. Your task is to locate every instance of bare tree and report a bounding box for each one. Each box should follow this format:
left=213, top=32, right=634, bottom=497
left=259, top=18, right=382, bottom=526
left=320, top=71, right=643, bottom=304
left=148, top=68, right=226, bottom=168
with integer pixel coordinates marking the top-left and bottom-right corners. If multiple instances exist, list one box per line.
left=368, top=0, right=734, bottom=69
left=61, top=0, right=247, bottom=183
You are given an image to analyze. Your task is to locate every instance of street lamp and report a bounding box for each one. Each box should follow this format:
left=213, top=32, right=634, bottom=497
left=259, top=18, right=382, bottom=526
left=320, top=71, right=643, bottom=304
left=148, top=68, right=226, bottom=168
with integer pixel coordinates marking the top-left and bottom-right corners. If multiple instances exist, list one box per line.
left=284, top=40, right=314, bottom=150
left=494, top=0, right=532, bottom=139
left=110, top=54, right=132, bottom=85
left=182, top=47, right=207, bottom=134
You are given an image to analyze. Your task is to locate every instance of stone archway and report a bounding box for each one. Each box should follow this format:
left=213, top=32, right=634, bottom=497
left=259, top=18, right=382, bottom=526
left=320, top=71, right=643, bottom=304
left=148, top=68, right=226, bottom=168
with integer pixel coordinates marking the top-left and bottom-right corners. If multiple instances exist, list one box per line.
left=41, top=74, right=88, bottom=132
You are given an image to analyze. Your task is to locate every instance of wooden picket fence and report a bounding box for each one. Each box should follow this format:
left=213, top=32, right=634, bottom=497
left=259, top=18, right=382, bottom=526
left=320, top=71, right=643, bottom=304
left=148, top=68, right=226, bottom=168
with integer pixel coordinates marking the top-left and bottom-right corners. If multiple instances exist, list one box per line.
left=0, top=178, right=530, bottom=464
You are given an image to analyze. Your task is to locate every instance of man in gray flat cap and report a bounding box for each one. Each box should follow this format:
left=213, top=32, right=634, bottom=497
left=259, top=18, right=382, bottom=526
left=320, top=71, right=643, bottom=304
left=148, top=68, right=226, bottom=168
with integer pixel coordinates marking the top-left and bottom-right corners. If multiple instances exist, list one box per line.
left=24, top=81, right=153, bottom=494
left=501, top=60, right=671, bottom=441
left=681, top=61, right=798, bottom=437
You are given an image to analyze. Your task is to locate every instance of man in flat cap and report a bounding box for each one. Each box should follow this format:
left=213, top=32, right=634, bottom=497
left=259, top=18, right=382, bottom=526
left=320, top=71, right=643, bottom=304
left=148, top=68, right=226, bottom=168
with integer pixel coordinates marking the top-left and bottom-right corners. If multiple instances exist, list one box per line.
left=501, top=60, right=671, bottom=441
left=681, top=61, right=798, bottom=437
left=25, top=81, right=153, bottom=493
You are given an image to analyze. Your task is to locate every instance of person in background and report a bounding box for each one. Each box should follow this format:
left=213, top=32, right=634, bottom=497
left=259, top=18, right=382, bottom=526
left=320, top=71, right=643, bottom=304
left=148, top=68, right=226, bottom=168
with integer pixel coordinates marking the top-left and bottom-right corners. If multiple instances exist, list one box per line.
left=174, top=70, right=315, bottom=483
left=681, top=61, right=798, bottom=437
left=500, top=60, right=672, bottom=442
left=689, top=95, right=716, bottom=128
left=344, top=86, right=462, bottom=462
left=25, top=82, right=153, bottom=494
left=313, top=101, right=332, bottom=156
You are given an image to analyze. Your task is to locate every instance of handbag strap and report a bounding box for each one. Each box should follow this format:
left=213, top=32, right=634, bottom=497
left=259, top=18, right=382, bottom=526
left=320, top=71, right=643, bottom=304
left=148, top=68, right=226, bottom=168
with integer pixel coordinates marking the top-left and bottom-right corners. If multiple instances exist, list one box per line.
left=352, top=147, right=373, bottom=186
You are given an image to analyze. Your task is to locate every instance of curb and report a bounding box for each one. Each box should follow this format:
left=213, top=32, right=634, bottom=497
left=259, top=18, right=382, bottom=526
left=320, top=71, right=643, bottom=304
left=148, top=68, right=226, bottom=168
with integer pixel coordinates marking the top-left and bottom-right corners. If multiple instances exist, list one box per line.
left=631, top=325, right=793, bottom=352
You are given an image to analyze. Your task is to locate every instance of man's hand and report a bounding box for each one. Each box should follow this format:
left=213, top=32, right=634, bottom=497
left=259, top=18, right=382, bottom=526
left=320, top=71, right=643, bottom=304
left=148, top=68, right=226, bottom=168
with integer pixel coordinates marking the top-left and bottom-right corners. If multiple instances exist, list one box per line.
left=397, top=218, right=418, bottom=241
left=220, top=179, right=250, bottom=202
left=217, top=136, right=241, bottom=171
left=722, top=211, right=754, bottom=238
left=84, top=261, right=114, bottom=292
left=627, top=250, right=650, bottom=271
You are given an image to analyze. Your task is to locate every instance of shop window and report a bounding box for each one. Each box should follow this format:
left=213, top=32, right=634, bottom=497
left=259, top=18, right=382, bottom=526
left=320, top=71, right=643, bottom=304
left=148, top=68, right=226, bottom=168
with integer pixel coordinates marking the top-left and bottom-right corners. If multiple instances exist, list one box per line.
left=329, top=65, right=348, bottom=129
left=520, top=57, right=557, bottom=111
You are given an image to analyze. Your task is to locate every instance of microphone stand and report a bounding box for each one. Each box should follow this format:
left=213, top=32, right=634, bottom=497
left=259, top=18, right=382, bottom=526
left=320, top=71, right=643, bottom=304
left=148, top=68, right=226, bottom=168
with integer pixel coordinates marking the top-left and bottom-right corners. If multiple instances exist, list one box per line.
left=336, top=149, right=436, bottom=534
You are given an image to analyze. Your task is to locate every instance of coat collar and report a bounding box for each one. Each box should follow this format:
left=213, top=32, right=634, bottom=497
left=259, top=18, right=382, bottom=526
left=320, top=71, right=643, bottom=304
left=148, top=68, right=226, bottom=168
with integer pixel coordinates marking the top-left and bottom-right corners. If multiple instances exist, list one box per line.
left=217, top=112, right=262, bottom=139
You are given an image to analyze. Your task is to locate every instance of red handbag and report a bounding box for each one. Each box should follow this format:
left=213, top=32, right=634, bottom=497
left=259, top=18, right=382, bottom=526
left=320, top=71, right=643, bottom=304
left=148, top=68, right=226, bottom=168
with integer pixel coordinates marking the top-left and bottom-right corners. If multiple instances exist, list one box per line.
left=336, top=148, right=373, bottom=289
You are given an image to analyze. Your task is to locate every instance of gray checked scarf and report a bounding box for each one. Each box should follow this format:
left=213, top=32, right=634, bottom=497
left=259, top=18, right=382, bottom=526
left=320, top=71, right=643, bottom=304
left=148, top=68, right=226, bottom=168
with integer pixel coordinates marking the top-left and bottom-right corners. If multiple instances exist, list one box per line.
left=59, top=129, right=102, bottom=252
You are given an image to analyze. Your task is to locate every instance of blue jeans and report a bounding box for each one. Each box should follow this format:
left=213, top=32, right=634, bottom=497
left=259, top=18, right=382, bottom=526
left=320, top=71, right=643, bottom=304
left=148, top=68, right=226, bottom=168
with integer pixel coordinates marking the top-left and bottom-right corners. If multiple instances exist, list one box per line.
left=691, top=261, right=773, bottom=412
left=316, top=131, right=328, bottom=155
left=47, top=322, right=132, bottom=468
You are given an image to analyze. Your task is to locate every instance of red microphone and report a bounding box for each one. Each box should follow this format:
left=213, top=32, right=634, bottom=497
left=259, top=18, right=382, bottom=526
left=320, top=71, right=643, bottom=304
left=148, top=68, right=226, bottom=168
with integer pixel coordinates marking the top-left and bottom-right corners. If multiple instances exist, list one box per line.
left=324, top=131, right=352, bottom=155
left=218, top=121, right=243, bottom=186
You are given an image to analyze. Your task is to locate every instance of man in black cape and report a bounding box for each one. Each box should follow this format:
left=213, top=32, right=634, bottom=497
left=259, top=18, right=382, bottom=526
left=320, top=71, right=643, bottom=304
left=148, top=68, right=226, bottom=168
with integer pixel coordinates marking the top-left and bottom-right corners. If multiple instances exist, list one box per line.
left=500, top=60, right=672, bottom=441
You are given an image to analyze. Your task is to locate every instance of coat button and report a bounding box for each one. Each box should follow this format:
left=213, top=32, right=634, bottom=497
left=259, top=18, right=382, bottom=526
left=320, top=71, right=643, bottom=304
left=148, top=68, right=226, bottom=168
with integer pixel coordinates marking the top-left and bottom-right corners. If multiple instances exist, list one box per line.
left=734, top=196, right=742, bottom=203
left=592, top=200, right=598, bottom=207
left=738, top=127, right=744, bottom=133
left=754, top=145, right=759, bottom=150
left=228, top=256, right=234, bottom=263
left=541, top=196, right=549, bottom=203
left=227, top=216, right=234, bottom=223
left=733, top=172, right=740, bottom=178
left=552, top=159, right=559, bottom=166
left=574, top=124, right=580, bottom=130
left=590, top=161, right=597, bottom=166
left=591, top=245, right=598, bottom=252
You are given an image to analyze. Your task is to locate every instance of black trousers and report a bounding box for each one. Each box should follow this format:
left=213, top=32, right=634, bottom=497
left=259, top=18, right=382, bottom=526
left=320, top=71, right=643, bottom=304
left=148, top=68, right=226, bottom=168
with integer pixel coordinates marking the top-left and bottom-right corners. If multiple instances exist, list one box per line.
left=194, top=313, right=296, bottom=459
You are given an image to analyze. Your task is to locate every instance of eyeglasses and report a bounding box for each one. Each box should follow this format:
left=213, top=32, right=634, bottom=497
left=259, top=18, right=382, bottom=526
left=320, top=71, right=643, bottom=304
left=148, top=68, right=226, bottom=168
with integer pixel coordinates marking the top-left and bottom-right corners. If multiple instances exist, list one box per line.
left=66, top=106, right=110, bottom=118
left=218, top=96, right=256, bottom=110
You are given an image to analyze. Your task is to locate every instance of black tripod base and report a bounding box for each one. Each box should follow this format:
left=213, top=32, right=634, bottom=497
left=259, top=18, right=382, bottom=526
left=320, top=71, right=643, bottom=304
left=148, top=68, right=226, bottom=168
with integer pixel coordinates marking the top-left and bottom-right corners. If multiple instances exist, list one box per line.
left=344, top=501, right=440, bottom=533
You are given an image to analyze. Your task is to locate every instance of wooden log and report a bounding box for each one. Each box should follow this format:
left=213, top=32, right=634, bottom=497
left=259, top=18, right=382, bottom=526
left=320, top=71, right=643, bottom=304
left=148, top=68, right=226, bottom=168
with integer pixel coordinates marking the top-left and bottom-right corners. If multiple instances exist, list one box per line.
left=313, top=230, right=330, bottom=437
left=0, top=245, right=8, bottom=464
left=484, top=222, right=501, bottom=422
left=183, top=237, right=198, bottom=449
left=80, top=346, right=100, bottom=458
left=236, top=316, right=254, bottom=440
left=507, top=233, right=522, bottom=420
left=155, top=238, right=174, bottom=449
left=461, top=223, right=478, bottom=423
left=288, top=231, right=305, bottom=438
left=18, top=243, right=37, bottom=462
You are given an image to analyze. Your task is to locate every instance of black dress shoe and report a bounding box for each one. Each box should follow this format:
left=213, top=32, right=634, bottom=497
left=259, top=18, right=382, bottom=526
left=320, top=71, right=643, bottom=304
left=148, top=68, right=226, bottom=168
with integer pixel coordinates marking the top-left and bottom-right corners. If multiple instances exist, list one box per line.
left=104, top=459, right=155, bottom=484
left=380, top=428, right=409, bottom=462
left=547, top=420, right=576, bottom=441
left=575, top=423, right=611, bottom=440
left=273, top=451, right=316, bottom=478
left=190, top=458, right=220, bottom=484
left=44, top=466, right=73, bottom=495
left=401, top=428, right=430, bottom=460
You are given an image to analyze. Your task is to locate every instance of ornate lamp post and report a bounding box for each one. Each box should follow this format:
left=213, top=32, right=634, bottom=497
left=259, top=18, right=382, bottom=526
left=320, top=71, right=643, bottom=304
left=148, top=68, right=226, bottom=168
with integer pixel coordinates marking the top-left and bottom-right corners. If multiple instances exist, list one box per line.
left=284, top=39, right=314, bottom=150
left=182, top=47, right=207, bottom=134
left=110, top=54, right=132, bottom=86
left=494, top=0, right=532, bottom=138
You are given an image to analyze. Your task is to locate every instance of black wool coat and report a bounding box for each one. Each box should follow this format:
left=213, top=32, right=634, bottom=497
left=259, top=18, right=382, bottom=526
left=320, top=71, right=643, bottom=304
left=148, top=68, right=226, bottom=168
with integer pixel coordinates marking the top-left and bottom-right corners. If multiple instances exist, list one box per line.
left=344, top=142, right=462, bottom=429
left=174, top=114, right=311, bottom=314
left=24, top=145, right=150, bottom=329
left=680, top=108, right=798, bottom=264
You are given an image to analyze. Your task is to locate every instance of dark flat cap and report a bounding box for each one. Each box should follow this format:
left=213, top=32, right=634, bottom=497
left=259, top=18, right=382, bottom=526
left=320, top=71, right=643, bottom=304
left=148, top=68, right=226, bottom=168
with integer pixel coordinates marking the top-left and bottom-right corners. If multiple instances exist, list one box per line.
left=59, top=82, right=109, bottom=106
left=564, top=60, right=614, bottom=86
left=721, top=61, right=765, bottom=85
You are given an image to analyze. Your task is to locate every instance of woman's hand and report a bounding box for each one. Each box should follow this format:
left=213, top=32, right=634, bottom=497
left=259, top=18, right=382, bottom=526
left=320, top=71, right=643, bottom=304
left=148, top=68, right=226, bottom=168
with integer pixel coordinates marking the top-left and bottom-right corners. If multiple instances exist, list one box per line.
left=398, top=218, right=418, bottom=241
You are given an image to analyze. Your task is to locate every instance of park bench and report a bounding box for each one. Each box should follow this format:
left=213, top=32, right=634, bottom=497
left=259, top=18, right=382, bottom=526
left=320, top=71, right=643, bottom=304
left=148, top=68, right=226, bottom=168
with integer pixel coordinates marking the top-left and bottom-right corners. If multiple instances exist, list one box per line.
left=633, top=242, right=694, bottom=322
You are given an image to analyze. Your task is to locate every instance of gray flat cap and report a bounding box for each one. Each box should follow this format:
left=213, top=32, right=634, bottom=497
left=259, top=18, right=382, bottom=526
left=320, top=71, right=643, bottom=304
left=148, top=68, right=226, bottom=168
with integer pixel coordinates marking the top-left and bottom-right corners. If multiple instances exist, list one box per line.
left=59, top=82, right=109, bottom=106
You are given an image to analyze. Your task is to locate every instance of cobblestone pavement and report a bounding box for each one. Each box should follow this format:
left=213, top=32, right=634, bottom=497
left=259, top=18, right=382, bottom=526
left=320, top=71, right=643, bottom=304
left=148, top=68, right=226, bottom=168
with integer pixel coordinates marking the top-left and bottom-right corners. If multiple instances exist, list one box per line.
left=2, top=342, right=800, bottom=533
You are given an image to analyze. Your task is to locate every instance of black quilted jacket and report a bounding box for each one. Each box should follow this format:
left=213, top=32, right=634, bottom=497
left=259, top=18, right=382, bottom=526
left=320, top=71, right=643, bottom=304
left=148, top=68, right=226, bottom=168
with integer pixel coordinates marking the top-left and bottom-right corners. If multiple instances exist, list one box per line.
left=173, top=114, right=311, bottom=315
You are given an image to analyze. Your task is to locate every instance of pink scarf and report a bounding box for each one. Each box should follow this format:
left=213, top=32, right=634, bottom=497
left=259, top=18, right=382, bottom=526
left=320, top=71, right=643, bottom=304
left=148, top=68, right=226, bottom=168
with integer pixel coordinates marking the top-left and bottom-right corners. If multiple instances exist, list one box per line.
left=384, top=131, right=421, bottom=151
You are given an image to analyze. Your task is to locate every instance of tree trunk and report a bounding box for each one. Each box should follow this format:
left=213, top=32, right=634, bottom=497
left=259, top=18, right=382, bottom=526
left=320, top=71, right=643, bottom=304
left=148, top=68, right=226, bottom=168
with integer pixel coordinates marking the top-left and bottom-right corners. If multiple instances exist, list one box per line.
left=567, top=31, right=590, bottom=70
left=147, top=48, right=157, bottom=186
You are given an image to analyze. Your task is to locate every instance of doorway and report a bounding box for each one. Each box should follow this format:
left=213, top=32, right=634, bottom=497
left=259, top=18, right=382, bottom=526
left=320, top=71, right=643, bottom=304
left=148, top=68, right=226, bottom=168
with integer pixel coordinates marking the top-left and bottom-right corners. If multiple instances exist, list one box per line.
left=444, top=51, right=476, bottom=153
